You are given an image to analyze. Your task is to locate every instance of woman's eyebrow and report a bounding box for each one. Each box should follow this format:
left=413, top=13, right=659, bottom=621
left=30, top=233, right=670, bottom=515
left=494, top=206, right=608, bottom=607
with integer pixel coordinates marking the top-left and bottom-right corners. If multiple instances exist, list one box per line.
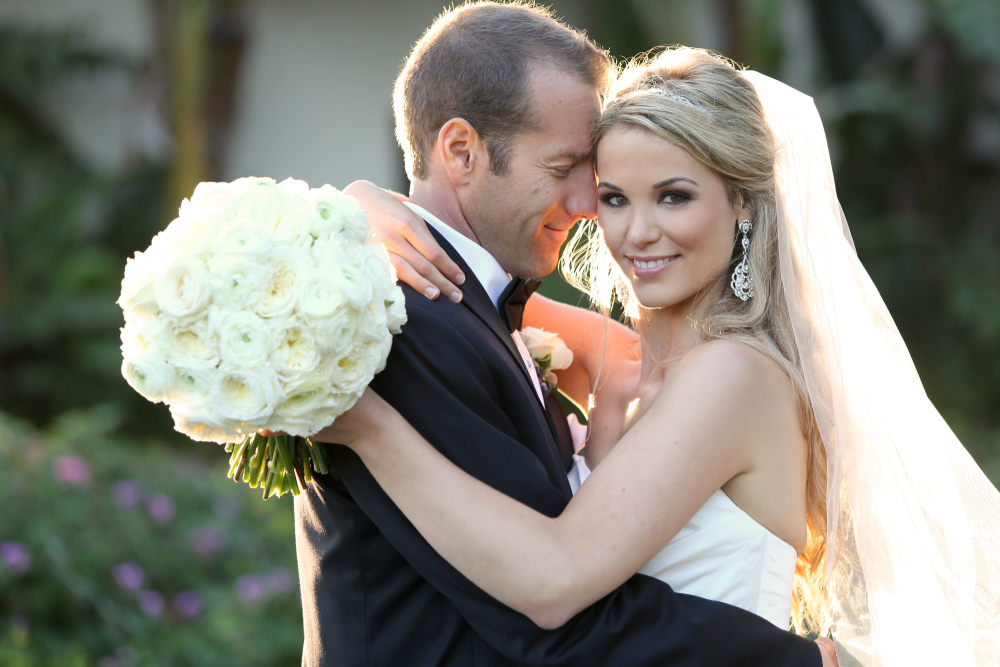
left=597, top=181, right=622, bottom=191
left=652, top=177, right=698, bottom=189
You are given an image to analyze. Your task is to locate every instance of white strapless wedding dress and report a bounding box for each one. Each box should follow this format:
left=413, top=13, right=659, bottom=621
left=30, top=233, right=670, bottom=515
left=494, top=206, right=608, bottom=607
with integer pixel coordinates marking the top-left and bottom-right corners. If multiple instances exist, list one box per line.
left=568, top=456, right=797, bottom=628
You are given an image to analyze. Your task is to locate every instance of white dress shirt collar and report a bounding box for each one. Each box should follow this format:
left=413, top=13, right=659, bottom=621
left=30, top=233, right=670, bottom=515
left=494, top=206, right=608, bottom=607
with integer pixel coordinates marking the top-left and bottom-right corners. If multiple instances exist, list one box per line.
left=404, top=202, right=510, bottom=309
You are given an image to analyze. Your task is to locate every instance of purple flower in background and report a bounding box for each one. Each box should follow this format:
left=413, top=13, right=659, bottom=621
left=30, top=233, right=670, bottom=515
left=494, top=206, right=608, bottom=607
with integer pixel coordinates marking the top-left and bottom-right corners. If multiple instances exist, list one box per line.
left=234, top=574, right=266, bottom=603
left=52, top=455, right=90, bottom=485
left=112, top=481, right=142, bottom=508
left=112, top=562, right=145, bottom=591
left=137, top=589, right=164, bottom=617
left=189, top=527, right=227, bottom=556
left=1, top=541, right=31, bottom=574
left=173, top=590, right=202, bottom=620
left=145, top=493, right=175, bottom=523
left=266, top=567, right=295, bottom=594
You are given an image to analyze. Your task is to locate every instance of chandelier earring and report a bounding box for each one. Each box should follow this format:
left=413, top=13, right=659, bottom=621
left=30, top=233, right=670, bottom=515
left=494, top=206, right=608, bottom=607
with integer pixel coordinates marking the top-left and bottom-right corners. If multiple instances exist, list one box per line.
left=730, top=219, right=754, bottom=301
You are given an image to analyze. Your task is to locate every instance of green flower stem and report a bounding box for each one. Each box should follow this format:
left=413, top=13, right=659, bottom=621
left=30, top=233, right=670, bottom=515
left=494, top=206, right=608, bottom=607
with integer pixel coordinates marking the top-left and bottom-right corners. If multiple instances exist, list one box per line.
left=298, top=439, right=313, bottom=484
left=248, top=435, right=267, bottom=488
left=308, top=439, right=328, bottom=475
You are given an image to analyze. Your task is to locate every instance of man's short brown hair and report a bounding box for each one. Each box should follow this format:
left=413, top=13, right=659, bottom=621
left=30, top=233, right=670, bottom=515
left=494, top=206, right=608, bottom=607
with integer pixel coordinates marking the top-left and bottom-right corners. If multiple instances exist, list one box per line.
left=394, top=1, right=613, bottom=180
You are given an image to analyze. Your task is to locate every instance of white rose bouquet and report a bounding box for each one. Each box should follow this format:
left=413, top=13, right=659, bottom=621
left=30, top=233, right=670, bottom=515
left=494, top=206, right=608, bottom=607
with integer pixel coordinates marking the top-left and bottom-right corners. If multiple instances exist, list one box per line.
left=118, top=177, right=406, bottom=499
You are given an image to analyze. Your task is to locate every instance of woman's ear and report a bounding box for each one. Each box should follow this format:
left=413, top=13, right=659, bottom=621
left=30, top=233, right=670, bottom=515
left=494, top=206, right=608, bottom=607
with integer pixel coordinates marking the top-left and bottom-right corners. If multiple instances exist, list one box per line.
left=436, top=118, right=487, bottom=186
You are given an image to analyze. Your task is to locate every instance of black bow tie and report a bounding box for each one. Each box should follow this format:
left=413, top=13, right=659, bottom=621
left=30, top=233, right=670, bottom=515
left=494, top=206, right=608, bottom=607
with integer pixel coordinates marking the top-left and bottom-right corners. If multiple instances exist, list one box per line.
left=498, top=277, right=542, bottom=333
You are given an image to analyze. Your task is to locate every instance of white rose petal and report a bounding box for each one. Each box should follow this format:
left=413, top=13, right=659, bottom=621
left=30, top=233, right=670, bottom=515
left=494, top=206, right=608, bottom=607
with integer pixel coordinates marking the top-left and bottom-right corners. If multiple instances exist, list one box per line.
left=169, top=404, right=243, bottom=444
left=324, top=342, right=378, bottom=395
left=122, top=352, right=173, bottom=403
left=298, top=267, right=347, bottom=320
left=217, top=220, right=273, bottom=257
left=335, top=264, right=373, bottom=309
left=208, top=253, right=268, bottom=309
left=153, top=317, right=218, bottom=364
left=274, top=373, right=332, bottom=424
left=313, top=308, right=358, bottom=354
left=272, top=318, right=320, bottom=377
left=153, top=254, right=211, bottom=318
left=384, top=285, right=407, bottom=334
left=217, top=310, right=273, bottom=366
left=256, top=247, right=306, bottom=318
left=119, top=250, right=157, bottom=313
left=212, top=364, right=283, bottom=424
left=309, top=184, right=347, bottom=235
left=168, top=358, right=216, bottom=407
left=518, top=326, right=574, bottom=370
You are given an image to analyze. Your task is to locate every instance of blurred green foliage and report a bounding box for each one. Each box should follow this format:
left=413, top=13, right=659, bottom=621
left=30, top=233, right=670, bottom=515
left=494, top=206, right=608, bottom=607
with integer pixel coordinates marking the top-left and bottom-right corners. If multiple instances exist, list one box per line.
left=0, top=405, right=301, bottom=666
left=0, top=27, right=175, bottom=437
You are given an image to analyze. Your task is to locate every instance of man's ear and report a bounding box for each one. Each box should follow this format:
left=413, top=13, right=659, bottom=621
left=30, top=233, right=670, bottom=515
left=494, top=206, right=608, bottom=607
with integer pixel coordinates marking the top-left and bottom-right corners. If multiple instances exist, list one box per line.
left=436, top=118, right=487, bottom=186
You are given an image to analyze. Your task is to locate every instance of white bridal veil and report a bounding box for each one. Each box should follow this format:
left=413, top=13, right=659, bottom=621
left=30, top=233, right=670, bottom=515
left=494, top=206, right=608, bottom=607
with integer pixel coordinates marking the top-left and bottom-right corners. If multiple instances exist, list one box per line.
left=741, top=71, right=1000, bottom=666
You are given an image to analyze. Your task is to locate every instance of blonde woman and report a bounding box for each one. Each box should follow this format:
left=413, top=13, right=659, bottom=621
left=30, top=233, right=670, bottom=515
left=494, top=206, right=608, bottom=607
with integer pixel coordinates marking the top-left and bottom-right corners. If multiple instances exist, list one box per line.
left=322, top=47, right=1000, bottom=666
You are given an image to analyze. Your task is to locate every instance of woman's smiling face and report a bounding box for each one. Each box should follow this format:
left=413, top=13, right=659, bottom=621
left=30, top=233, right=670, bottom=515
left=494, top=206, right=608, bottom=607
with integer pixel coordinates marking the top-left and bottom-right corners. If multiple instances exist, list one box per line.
left=596, top=126, right=746, bottom=310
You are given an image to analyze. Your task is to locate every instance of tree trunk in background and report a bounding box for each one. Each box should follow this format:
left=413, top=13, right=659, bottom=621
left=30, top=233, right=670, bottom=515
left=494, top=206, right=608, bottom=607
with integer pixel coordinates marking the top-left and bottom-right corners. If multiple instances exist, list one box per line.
left=165, top=0, right=211, bottom=221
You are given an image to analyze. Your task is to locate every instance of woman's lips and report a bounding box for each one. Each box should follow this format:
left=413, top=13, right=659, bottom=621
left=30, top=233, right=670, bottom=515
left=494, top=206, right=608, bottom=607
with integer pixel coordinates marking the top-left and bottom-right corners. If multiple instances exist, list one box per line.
left=628, top=255, right=679, bottom=278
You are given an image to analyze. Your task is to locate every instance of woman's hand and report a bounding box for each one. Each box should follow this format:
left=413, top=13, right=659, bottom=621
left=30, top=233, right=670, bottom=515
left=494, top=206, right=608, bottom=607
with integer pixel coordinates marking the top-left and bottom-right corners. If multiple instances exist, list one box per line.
left=816, top=638, right=840, bottom=667
left=309, top=387, right=392, bottom=450
left=343, top=180, right=465, bottom=303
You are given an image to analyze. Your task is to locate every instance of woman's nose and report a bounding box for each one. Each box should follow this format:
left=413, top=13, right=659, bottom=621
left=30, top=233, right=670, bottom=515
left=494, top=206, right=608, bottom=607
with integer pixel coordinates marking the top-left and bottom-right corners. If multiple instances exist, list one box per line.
left=627, top=210, right=661, bottom=248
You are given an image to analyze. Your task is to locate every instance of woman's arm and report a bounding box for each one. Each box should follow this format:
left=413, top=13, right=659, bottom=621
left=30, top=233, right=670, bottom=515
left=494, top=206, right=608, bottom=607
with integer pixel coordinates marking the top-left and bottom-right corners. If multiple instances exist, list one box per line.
left=316, top=340, right=779, bottom=629
left=344, top=180, right=641, bottom=409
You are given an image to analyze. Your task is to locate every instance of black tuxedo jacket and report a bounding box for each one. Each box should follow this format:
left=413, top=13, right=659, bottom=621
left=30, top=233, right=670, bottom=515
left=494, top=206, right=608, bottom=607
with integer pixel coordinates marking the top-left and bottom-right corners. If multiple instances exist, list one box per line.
left=295, top=229, right=822, bottom=667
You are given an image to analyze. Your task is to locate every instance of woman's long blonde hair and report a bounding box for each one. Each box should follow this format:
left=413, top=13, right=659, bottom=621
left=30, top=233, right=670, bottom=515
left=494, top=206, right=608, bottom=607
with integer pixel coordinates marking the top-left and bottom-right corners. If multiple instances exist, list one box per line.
left=562, top=47, right=829, bottom=635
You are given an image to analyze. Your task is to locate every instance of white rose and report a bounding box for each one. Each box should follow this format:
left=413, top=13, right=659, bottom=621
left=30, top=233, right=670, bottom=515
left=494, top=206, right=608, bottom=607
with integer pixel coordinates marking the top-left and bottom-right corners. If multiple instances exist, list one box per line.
left=122, top=351, right=173, bottom=403
left=364, top=242, right=398, bottom=292
left=208, top=253, right=268, bottom=309
left=274, top=373, right=331, bottom=420
left=324, top=342, right=378, bottom=395
left=335, top=264, right=373, bottom=310
left=120, top=322, right=153, bottom=359
left=153, top=254, right=211, bottom=318
left=313, top=308, right=358, bottom=354
left=269, top=391, right=358, bottom=438
left=158, top=205, right=227, bottom=256
left=255, top=246, right=307, bottom=318
left=231, top=179, right=291, bottom=233
left=273, top=205, right=314, bottom=248
left=308, top=184, right=347, bottom=235
left=277, top=177, right=310, bottom=198
left=338, top=194, right=371, bottom=242
left=119, top=250, right=157, bottom=313
left=216, top=220, right=273, bottom=257
left=155, top=317, right=218, bottom=365
left=168, top=358, right=217, bottom=408
left=384, top=285, right=407, bottom=334
left=297, top=267, right=347, bottom=320
left=212, top=364, right=283, bottom=424
left=189, top=181, right=241, bottom=218
left=518, top=326, right=574, bottom=370
left=355, top=299, right=389, bottom=344
left=169, top=404, right=243, bottom=444
left=216, top=310, right=273, bottom=366
left=272, top=317, right=320, bottom=377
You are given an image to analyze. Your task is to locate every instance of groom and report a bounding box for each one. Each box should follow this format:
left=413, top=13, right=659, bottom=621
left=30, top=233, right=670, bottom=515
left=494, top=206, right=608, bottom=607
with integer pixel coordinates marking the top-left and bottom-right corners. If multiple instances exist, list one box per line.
left=296, top=3, right=827, bottom=666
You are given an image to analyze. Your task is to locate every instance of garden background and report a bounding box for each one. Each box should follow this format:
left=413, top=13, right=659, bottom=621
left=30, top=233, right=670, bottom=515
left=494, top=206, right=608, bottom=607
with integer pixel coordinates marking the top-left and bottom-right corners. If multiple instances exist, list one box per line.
left=1, top=0, right=998, bottom=665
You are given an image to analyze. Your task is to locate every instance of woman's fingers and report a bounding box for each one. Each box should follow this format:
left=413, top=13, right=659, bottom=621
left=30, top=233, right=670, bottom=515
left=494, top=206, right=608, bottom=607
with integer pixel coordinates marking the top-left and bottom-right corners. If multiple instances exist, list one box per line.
left=400, top=224, right=465, bottom=302
left=344, top=179, right=465, bottom=302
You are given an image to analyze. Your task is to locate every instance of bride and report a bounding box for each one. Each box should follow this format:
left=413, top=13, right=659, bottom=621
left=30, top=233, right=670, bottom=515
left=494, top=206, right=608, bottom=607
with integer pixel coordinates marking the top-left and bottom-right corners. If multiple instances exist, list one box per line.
left=320, top=47, right=1000, bottom=666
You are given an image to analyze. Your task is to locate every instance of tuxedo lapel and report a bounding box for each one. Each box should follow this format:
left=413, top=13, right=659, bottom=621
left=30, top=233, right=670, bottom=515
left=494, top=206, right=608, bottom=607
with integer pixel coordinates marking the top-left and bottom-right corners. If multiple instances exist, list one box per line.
left=426, top=227, right=543, bottom=406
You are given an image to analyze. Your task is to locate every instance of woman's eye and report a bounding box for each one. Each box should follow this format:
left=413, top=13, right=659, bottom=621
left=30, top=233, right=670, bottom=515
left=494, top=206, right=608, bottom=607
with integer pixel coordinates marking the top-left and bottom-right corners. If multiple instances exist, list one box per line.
left=599, top=193, right=627, bottom=207
left=661, top=190, right=691, bottom=205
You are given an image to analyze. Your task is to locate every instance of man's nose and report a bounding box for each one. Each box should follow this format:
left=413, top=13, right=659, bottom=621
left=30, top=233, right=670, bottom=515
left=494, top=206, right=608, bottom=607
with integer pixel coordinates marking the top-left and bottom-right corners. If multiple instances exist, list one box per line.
left=565, top=170, right=598, bottom=221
